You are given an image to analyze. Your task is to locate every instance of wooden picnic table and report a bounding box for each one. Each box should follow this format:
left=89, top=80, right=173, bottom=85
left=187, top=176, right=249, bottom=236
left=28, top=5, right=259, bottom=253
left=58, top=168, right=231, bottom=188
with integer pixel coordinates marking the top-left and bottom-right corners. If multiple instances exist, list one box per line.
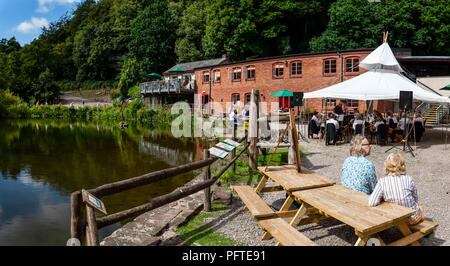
left=290, top=185, right=420, bottom=246
left=256, top=165, right=336, bottom=193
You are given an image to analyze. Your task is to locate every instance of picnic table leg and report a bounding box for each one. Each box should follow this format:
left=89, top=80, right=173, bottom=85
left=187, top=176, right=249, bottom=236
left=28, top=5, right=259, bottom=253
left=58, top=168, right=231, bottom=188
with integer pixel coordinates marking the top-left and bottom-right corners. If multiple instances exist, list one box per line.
left=290, top=203, right=310, bottom=227
left=354, top=237, right=369, bottom=246
left=397, top=222, right=421, bottom=246
left=254, top=175, right=268, bottom=194
left=279, top=195, right=294, bottom=212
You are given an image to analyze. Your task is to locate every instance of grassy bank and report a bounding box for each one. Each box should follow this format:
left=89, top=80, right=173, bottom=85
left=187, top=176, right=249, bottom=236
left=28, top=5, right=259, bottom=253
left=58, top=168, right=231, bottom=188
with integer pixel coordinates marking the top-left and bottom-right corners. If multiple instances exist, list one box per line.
left=4, top=101, right=176, bottom=127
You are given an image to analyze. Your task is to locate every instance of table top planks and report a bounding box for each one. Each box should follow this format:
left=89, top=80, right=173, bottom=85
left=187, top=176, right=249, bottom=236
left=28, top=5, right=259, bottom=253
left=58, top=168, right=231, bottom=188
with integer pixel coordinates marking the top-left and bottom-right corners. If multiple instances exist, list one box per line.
left=258, top=165, right=335, bottom=192
left=292, top=185, right=416, bottom=235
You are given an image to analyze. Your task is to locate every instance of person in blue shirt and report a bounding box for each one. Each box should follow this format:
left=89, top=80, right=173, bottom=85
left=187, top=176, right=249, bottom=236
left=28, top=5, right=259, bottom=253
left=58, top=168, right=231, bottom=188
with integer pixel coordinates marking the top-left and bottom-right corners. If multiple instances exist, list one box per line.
left=341, top=135, right=377, bottom=195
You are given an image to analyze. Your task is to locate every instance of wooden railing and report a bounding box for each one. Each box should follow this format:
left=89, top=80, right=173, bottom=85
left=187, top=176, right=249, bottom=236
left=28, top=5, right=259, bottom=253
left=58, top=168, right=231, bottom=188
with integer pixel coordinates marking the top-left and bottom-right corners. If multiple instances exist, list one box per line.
left=70, top=135, right=248, bottom=246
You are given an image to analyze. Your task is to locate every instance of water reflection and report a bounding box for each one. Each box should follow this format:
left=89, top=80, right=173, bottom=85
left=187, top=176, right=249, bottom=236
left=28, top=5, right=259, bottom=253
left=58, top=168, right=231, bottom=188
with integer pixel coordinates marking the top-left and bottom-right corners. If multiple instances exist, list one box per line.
left=0, top=119, right=200, bottom=245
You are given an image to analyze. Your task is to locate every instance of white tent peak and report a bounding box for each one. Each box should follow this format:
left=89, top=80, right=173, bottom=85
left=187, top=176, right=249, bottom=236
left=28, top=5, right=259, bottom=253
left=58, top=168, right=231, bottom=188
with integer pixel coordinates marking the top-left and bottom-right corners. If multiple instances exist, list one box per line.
left=359, top=42, right=404, bottom=73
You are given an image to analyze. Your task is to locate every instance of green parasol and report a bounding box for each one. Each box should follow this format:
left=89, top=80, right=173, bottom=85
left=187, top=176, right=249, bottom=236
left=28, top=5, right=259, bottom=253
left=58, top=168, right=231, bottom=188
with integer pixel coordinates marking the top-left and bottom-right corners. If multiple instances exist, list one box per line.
left=146, top=73, right=162, bottom=78
left=270, top=89, right=293, bottom=97
left=439, top=84, right=450, bottom=90
left=167, top=68, right=186, bottom=73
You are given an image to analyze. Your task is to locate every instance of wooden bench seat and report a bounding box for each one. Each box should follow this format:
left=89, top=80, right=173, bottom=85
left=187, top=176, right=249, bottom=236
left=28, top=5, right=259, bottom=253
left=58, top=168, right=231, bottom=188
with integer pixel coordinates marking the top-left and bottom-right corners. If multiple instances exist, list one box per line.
left=388, top=219, right=438, bottom=246
left=232, top=185, right=277, bottom=219
left=258, top=218, right=317, bottom=246
left=409, top=219, right=438, bottom=235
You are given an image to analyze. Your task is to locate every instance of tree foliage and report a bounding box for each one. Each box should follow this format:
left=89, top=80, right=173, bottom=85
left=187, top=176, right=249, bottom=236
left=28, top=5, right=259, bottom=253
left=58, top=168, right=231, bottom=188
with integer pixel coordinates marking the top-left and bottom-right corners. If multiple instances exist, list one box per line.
left=0, top=0, right=448, bottom=105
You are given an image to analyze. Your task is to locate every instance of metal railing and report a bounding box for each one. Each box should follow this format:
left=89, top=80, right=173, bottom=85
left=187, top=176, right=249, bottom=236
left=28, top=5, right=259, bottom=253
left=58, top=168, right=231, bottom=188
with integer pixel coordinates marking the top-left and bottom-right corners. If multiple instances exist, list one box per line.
left=140, top=79, right=196, bottom=95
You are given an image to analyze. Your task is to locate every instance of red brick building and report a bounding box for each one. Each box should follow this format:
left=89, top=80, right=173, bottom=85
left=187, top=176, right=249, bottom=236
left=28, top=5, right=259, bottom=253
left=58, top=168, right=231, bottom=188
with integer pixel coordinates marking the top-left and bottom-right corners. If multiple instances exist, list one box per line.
left=194, top=48, right=413, bottom=114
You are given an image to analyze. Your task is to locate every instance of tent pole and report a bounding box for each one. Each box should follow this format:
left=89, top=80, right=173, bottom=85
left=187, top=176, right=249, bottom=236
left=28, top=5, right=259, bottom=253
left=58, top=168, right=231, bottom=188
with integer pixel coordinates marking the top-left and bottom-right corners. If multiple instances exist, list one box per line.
left=325, top=98, right=328, bottom=144
left=362, top=100, right=366, bottom=136
left=446, top=104, right=448, bottom=150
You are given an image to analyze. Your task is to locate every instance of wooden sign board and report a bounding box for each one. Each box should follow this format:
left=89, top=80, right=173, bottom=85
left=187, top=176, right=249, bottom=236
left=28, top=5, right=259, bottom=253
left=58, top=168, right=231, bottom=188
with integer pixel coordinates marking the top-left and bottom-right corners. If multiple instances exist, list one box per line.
left=209, top=147, right=229, bottom=159
left=82, top=189, right=107, bottom=215
left=224, top=139, right=240, bottom=148
left=216, top=142, right=235, bottom=152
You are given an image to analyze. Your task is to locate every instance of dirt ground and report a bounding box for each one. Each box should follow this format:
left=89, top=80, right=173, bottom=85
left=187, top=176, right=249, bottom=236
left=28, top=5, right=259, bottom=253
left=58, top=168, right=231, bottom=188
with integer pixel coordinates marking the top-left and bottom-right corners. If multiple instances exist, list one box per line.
left=215, top=126, right=450, bottom=246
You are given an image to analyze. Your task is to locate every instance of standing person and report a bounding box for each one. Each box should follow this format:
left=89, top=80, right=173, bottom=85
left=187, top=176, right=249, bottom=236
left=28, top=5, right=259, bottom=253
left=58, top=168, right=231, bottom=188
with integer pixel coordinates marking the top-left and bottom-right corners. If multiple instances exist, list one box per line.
left=334, top=102, right=345, bottom=125
left=369, top=153, right=423, bottom=225
left=341, top=135, right=377, bottom=195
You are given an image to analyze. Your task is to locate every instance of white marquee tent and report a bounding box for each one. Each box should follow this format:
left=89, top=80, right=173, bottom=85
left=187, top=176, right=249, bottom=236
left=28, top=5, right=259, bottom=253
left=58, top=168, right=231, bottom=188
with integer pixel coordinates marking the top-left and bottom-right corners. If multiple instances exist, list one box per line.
left=304, top=42, right=450, bottom=104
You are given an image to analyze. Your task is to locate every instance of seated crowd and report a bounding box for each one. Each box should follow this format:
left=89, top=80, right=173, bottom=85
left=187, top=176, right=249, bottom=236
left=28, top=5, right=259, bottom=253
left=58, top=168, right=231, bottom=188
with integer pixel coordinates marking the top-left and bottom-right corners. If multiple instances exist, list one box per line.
left=308, top=107, right=425, bottom=145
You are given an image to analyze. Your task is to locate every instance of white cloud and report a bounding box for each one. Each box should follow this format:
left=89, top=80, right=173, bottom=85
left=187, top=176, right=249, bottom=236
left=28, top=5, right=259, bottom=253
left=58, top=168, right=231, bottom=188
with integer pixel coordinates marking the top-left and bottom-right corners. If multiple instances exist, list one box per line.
left=37, top=0, right=81, bottom=14
left=16, top=17, right=49, bottom=34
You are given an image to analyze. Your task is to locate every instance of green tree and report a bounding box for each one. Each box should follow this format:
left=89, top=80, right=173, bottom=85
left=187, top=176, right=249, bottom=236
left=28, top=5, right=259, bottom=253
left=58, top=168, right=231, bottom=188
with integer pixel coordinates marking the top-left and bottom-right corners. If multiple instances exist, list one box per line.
left=310, top=0, right=450, bottom=55
left=175, top=1, right=207, bottom=63
left=128, top=0, right=177, bottom=74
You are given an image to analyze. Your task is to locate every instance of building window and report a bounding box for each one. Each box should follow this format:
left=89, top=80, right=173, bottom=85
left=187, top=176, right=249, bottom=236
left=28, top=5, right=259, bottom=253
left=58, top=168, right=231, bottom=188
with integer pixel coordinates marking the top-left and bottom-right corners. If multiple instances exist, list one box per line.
left=324, top=59, right=337, bottom=75
left=273, top=63, right=284, bottom=78
left=346, top=99, right=359, bottom=108
left=232, top=68, right=242, bottom=81
left=202, top=71, right=210, bottom=83
left=324, top=99, right=336, bottom=107
left=232, top=93, right=240, bottom=104
left=245, top=93, right=251, bottom=105
left=246, top=65, right=256, bottom=80
left=213, top=70, right=221, bottom=83
left=346, top=57, right=359, bottom=73
left=291, top=61, right=302, bottom=76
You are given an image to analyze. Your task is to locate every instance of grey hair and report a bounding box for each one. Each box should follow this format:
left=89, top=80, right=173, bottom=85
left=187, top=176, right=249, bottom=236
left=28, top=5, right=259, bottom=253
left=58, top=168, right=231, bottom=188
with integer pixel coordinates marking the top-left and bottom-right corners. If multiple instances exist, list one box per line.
left=350, top=135, right=366, bottom=156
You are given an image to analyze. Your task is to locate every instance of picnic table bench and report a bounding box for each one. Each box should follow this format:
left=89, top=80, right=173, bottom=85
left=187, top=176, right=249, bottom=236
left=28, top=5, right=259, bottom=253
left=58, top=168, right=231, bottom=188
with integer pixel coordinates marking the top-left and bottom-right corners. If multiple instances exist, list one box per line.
left=290, top=185, right=438, bottom=246
left=232, top=185, right=317, bottom=246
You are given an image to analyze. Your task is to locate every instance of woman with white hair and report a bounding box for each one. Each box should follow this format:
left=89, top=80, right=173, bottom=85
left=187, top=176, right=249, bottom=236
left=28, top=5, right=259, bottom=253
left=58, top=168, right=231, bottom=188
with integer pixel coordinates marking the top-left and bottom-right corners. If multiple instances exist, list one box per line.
left=341, top=135, right=377, bottom=195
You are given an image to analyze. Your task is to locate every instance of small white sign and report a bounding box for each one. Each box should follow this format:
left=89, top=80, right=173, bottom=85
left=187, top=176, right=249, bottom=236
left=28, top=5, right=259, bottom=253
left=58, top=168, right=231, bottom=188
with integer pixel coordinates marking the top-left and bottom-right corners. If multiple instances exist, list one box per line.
left=216, top=142, right=235, bottom=152
left=224, top=139, right=240, bottom=147
left=209, top=147, right=229, bottom=159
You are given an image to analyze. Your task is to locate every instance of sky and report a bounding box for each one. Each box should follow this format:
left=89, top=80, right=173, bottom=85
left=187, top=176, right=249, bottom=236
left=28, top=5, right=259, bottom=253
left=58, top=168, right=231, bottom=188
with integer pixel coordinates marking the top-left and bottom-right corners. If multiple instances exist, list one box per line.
left=0, top=0, right=82, bottom=46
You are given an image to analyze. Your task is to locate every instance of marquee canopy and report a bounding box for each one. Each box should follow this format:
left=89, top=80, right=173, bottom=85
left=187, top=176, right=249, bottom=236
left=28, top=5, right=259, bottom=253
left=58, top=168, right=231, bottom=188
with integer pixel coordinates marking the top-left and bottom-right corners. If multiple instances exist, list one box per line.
left=304, top=42, right=450, bottom=104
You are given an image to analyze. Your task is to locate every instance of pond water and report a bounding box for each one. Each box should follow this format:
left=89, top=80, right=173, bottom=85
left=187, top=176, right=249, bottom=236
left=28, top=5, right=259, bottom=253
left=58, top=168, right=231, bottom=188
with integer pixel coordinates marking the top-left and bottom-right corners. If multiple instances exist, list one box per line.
left=0, top=119, right=202, bottom=246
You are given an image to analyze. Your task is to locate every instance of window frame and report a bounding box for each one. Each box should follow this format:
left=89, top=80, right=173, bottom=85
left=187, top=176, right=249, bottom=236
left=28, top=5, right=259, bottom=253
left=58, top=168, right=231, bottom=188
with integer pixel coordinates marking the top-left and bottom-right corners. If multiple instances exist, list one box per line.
left=345, top=56, right=360, bottom=74
left=202, top=71, right=210, bottom=84
left=245, top=93, right=251, bottom=105
left=323, top=98, right=336, bottom=108
left=272, top=62, right=285, bottom=79
left=231, top=93, right=240, bottom=104
left=246, top=65, right=256, bottom=80
left=232, top=67, right=242, bottom=82
left=213, top=70, right=221, bottom=83
left=323, top=58, right=337, bottom=76
left=290, top=60, right=302, bottom=77
left=346, top=99, right=359, bottom=108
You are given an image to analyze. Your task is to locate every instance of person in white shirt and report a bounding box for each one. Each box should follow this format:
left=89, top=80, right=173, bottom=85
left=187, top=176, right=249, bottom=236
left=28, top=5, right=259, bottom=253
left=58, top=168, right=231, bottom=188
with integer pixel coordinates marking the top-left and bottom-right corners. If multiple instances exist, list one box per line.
left=397, top=112, right=411, bottom=131
left=415, top=111, right=424, bottom=126
left=326, top=113, right=339, bottom=132
left=311, top=112, right=322, bottom=127
left=374, top=118, right=385, bottom=132
left=352, top=114, right=364, bottom=131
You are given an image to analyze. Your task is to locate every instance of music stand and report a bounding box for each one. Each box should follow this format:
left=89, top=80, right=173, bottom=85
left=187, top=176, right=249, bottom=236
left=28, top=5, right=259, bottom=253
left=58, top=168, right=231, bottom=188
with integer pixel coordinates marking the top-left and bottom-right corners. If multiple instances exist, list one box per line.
left=385, top=106, right=415, bottom=157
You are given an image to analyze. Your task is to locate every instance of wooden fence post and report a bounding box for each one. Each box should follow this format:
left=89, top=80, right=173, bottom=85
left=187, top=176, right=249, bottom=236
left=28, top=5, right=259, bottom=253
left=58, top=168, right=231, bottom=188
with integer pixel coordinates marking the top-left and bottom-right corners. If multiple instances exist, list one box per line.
left=231, top=124, right=237, bottom=173
left=70, top=191, right=82, bottom=242
left=203, top=149, right=211, bottom=212
left=86, top=206, right=99, bottom=246
left=249, top=89, right=259, bottom=170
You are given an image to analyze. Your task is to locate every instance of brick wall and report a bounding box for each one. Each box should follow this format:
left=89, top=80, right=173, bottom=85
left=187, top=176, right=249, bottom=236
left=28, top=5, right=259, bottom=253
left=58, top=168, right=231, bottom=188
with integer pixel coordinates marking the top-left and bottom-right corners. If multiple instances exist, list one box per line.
left=195, top=50, right=393, bottom=114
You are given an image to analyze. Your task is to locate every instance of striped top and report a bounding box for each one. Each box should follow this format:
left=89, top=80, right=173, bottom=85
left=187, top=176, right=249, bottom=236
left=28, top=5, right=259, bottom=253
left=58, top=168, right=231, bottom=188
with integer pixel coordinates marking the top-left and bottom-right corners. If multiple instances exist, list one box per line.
left=368, top=174, right=420, bottom=221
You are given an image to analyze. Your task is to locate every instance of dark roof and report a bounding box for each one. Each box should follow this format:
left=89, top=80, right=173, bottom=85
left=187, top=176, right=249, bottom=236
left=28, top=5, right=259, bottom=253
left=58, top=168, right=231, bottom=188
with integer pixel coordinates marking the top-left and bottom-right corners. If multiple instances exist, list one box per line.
left=396, top=56, right=450, bottom=61
left=194, top=48, right=376, bottom=70
left=164, top=57, right=229, bottom=74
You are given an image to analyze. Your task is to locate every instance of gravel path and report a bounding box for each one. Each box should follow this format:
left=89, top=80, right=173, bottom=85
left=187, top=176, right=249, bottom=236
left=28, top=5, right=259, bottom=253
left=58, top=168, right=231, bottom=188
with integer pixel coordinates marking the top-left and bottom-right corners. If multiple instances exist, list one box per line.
left=213, top=127, right=450, bottom=246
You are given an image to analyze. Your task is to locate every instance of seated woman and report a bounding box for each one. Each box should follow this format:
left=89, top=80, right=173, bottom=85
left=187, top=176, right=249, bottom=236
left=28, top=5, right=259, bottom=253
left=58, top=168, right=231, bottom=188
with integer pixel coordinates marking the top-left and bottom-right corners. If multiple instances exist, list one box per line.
left=341, top=135, right=377, bottom=195
left=352, top=114, right=364, bottom=135
left=308, top=111, right=321, bottom=138
left=368, top=153, right=423, bottom=225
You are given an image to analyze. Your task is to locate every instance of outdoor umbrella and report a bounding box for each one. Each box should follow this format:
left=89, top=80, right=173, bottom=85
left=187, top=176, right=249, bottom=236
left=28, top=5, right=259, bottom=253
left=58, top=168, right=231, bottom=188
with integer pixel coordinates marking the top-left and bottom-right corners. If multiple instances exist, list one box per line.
left=270, top=89, right=293, bottom=97
left=168, top=68, right=186, bottom=73
left=146, top=73, right=162, bottom=78
left=439, top=84, right=450, bottom=90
